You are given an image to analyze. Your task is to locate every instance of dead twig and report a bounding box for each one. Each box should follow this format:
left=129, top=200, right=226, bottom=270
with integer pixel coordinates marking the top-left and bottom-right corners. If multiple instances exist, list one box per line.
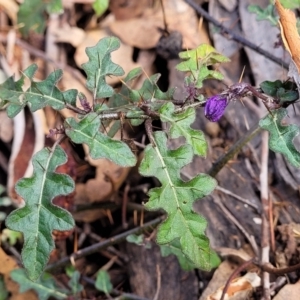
left=45, top=216, right=164, bottom=272
left=214, top=196, right=259, bottom=257
left=153, top=264, right=162, bottom=300
left=220, top=258, right=256, bottom=300
left=260, top=130, right=271, bottom=300
left=184, top=0, right=288, bottom=69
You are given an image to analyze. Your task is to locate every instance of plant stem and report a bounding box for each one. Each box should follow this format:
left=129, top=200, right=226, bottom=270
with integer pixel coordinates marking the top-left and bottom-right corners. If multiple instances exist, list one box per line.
left=45, top=216, right=164, bottom=272
left=208, top=124, right=262, bottom=177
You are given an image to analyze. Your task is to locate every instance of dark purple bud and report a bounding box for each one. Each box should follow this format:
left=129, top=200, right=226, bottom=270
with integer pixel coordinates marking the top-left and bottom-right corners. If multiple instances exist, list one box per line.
left=78, top=92, right=91, bottom=112
left=204, top=95, right=228, bottom=122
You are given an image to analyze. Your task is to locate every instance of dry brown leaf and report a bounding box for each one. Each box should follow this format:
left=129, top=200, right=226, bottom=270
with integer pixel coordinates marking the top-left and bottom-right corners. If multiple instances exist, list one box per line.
left=0, top=111, right=13, bottom=142
left=108, top=0, right=208, bottom=50
left=206, top=272, right=261, bottom=300
left=273, top=279, right=300, bottom=300
left=54, top=27, right=139, bottom=85
left=109, top=0, right=149, bottom=20
left=0, top=248, right=37, bottom=299
left=275, top=0, right=300, bottom=71
left=0, top=0, right=18, bottom=24
left=7, top=110, right=46, bottom=205
left=200, top=261, right=238, bottom=300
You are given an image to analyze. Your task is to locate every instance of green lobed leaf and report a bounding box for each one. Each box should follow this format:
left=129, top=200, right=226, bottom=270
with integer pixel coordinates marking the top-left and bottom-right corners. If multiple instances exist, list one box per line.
left=10, top=269, right=68, bottom=300
left=176, top=44, right=230, bottom=71
left=82, top=37, right=125, bottom=99
left=248, top=4, right=278, bottom=26
left=259, top=108, right=300, bottom=167
left=26, top=69, right=78, bottom=111
left=66, top=266, right=83, bottom=295
left=0, top=64, right=38, bottom=117
left=260, top=80, right=298, bottom=105
left=160, top=239, right=197, bottom=271
left=160, top=102, right=207, bottom=156
left=46, top=0, right=63, bottom=14
left=278, top=0, right=300, bottom=9
left=95, top=270, right=113, bottom=294
left=93, top=0, right=109, bottom=16
left=5, top=146, right=75, bottom=280
left=176, top=44, right=229, bottom=88
left=0, top=275, right=8, bottom=300
left=139, top=131, right=219, bottom=270
left=65, top=113, right=136, bottom=167
left=18, top=0, right=46, bottom=36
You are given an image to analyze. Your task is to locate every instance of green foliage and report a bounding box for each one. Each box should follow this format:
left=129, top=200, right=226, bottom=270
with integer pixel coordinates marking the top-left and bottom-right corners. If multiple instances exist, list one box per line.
left=18, top=0, right=63, bottom=37
left=93, top=0, right=109, bottom=16
left=160, top=239, right=196, bottom=271
left=0, top=64, right=37, bottom=117
left=66, top=266, right=83, bottom=295
left=176, top=44, right=230, bottom=88
left=0, top=184, right=12, bottom=221
left=5, top=146, right=75, bottom=280
left=0, top=37, right=230, bottom=280
left=159, top=102, right=207, bottom=156
left=65, top=113, right=136, bottom=167
left=259, top=108, right=300, bottom=167
left=82, top=37, right=125, bottom=99
left=0, top=64, right=78, bottom=117
left=0, top=275, right=8, bottom=300
left=10, top=269, right=68, bottom=300
left=280, top=0, right=300, bottom=9
left=95, top=270, right=113, bottom=294
left=126, top=234, right=152, bottom=249
left=260, top=80, right=298, bottom=105
left=248, top=4, right=278, bottom=26
left=139, top=131, right=219, bottom=270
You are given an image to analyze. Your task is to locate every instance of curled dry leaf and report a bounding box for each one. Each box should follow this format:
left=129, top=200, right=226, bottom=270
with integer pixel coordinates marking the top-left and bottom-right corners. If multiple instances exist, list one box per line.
left=275, top=0, right=300, bottom=71
left=0, top=0, right=18, bottom=24
left=7, top=109, right=46, bottom=205
left=206, top=272, right=261, bottom=300
left=73, top=158, right=130, bottom=223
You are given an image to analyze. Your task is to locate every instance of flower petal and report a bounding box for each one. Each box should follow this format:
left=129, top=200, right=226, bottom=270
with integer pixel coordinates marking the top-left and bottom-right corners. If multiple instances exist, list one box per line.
left=204, top=95, right=228, bottom=122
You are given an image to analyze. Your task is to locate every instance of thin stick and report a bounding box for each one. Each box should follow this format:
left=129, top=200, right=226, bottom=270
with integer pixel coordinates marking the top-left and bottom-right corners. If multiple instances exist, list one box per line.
left=45, top=216, right=164, bottom=272
left=214, top=197, right=259, bottom=256
left=153, top=264, right=162, bottom=300
left=220, top=258, right=255, bottom=300
left=184, top=0, right=288, bottom=69
left=260, top=130, right=271, bottom=300
left=215, top=185, right=259, bottom=211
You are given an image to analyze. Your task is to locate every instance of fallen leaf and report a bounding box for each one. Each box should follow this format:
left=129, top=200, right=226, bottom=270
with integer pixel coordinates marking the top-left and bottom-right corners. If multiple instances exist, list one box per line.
left=273, top=279, right=300, bottom=300
left=207, top=272, right=261, bottom=300
left=53, top=27, right=139, bottom=85
left=109, top=0, right=149, bottom=20
left=108, top=0, right=208, bottom=50
left=7, top=109, right=46, bottom=205
left=275, top=0, right=300, bottom=71
left=0, top=248, right=37, bottom=299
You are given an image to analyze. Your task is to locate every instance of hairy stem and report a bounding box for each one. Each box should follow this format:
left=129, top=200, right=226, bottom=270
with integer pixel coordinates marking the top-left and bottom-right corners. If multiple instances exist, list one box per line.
left=208, top=124, right=262, bottom=177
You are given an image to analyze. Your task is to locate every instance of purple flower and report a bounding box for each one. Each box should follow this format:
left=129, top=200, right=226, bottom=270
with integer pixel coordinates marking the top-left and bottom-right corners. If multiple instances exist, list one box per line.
left=204, top=95, right=228, bottom=122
